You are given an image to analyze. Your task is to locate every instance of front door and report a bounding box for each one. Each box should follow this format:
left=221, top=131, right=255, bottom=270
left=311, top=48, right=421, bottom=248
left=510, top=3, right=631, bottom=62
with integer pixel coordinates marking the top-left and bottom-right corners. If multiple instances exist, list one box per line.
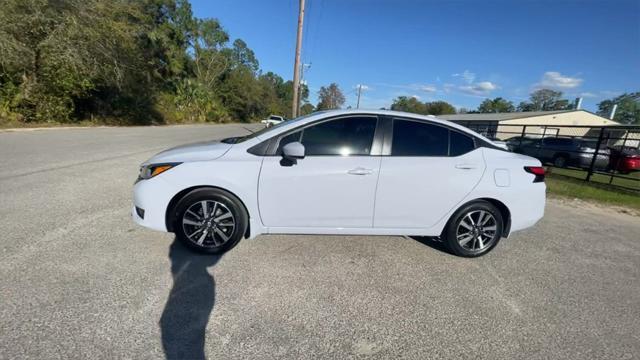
left=258, top=116, right=381, bottom=228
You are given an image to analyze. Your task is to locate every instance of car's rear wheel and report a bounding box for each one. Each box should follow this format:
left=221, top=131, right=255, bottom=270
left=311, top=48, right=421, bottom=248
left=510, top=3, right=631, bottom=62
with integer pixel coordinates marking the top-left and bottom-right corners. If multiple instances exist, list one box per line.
left=173, top=188, right=247, bottom=254
left=553, top=155, right=568, bottom=168
left=443, top=201, right=503, bottom=257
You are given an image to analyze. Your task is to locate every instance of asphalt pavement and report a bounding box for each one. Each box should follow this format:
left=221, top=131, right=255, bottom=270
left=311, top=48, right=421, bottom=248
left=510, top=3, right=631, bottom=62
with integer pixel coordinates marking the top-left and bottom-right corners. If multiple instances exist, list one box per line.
left=1, top=124, right=638, bottom=359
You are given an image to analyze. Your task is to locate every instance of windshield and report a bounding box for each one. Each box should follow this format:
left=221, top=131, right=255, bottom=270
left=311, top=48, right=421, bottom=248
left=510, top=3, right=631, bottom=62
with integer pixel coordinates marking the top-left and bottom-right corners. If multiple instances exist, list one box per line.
left=222, top=112, right=325, bottom=144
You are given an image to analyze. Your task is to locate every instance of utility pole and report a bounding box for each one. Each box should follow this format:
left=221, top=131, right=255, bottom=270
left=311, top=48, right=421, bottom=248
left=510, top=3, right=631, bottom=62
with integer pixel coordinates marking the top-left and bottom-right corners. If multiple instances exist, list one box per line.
left=356, top=84, right=363, bottom=109
left=297, top=63, right=311, bottom=116
left=291, top=0, right=306, bottom=118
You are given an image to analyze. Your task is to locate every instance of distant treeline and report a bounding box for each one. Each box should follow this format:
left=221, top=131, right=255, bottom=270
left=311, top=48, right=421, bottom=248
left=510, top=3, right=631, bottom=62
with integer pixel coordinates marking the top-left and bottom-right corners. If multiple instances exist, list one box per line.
left=2, top=1, right=637, bottom=125
left=0, top=0, right=313, bottom=125
left=390, top=89, right=639, bottom=125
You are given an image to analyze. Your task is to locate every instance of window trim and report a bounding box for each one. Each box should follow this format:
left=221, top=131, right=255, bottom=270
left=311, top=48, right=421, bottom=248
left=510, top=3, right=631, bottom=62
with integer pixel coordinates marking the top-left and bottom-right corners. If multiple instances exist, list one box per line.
left=384, top=117, right=478, bottom=157
left=248, top=113, right=502, bottom=157
left=263, top=114, right=382, bottom=157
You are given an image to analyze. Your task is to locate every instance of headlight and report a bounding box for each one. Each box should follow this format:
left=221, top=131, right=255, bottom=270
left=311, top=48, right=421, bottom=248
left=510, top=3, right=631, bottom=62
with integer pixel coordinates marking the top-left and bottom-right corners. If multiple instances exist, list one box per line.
left=137, top=163, right=181, bottom=181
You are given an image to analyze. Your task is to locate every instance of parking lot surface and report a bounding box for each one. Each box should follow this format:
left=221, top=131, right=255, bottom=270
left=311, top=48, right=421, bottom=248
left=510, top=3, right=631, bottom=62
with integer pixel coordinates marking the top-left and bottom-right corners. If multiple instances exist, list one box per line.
left=1, top=124, right=639, bottom=359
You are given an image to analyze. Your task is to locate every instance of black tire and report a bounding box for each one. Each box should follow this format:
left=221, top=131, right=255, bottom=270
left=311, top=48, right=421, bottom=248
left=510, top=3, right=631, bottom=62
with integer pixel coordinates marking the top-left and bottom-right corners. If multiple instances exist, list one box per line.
left=173, top=188, right=248, bottom=254
left=443, top=201, right=503, bottom=258
left=553, top=155, right=568, bottom=168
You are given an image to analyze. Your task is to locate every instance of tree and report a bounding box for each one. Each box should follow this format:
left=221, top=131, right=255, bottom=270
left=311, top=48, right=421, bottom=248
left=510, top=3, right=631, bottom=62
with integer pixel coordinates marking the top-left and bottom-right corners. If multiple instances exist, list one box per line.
left=300, top=103, right=315, bottom=115
left=424, top=101, right=456, bottom=115
left=477, top=97, right=515, bottom=113
left=317, top=83, right=345, bottom=110
left=390, top=96, right=426, bottom=114
left=0, top=0, right=312, bottom=125
left=0, top=0, right=155, bottom=122
left=517, top=89, right=571, bottom=112
left=140, top=0, right=196, bottom=89
left=231, top=39, right=259, bottom=73
left=191, top=18, right=230, bottom=88
left=390, top=97, right=455, bottom=115
left=516, top=101, right=537, bottom=112
left=597, top=92, right=640, bottom=124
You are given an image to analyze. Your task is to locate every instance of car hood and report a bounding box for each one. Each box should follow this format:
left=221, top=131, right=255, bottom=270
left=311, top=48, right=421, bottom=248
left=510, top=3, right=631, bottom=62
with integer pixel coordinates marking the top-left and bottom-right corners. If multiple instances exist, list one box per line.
left=142, top=140, right=233, bottom=165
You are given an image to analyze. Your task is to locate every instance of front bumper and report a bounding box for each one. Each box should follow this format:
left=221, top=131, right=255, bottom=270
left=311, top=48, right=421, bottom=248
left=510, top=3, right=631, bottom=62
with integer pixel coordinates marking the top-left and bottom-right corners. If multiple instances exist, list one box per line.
left=132, top=176, right=175, bottom=232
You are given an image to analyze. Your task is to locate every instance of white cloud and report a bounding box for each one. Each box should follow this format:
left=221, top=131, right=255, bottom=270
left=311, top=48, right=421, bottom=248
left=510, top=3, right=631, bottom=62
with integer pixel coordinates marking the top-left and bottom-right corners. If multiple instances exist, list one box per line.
left=452, top=70, right=476, bottom=84
left=372, top=83, right=437, bottom=93
left=443, top=83, right=455, bottom=93
left=410, top=94, right=421, bottom=100
left=578, top=92, right=597, bottom=98
left=536, top=71, right=583, bottom=89
left=449, top=70, right=499, bottom=96
left=458, top=81, right=498, bottom=95
left=418, top=85, right=437, bottom=93
left=354, top=84, right=371, bottom=91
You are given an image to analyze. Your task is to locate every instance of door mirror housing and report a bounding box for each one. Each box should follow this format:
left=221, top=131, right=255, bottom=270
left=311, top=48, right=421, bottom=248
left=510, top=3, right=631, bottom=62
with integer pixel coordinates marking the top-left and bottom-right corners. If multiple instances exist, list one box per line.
left=282, top=141, right=305, bottom=160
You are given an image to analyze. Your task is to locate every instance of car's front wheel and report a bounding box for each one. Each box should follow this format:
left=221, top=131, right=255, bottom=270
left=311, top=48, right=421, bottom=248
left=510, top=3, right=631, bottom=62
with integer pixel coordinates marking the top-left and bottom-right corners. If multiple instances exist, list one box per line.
left=173, top=188, right=247, bottom=254
left=443, top=201, right=503, bottom=257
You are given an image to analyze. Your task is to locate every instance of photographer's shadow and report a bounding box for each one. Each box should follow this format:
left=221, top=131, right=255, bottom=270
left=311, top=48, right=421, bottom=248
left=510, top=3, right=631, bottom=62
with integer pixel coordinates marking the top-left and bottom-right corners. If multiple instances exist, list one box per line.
left=160, top=239, right=222, bottom=360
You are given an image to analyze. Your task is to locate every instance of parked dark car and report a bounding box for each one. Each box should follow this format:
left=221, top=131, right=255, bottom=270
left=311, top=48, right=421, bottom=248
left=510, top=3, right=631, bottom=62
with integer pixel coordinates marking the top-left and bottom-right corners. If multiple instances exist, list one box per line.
left=608, top=146, right=640, bottom=174
left=506, top=136, right=537, bottom=152
left=509, top=137, right=610, bottom=170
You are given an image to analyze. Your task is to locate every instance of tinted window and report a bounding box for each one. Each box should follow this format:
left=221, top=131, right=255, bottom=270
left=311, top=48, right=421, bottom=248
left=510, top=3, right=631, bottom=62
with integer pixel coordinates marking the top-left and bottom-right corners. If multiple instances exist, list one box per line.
left=392, top=120, right=448, bottom=156
left=299, top=116, right=377, bottom=156
left=450, top=131, right=475, bottom=156
left=276, top=131, right=302, bottom=154
left=543, top=138, right=573, bottom=146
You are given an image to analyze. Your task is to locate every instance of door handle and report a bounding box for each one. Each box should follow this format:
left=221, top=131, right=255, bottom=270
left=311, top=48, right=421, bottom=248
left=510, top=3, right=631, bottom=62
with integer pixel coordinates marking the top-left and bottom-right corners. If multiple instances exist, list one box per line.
left=455, top=164, right=478, bottom=170
left=347, top=167, right=373, bottom=175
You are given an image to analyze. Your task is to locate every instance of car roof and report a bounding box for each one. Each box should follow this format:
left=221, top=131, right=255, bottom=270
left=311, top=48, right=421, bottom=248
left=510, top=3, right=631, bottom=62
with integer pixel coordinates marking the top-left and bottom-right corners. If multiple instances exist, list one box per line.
left=257, top=109, right=495, bottom=144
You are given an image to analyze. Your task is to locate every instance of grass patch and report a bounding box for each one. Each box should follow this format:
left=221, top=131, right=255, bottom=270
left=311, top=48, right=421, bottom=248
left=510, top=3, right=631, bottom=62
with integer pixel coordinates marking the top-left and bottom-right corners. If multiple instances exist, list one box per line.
left=549, top=167, right=640, bottom=191
left=546, top=174, right=640, bottom=211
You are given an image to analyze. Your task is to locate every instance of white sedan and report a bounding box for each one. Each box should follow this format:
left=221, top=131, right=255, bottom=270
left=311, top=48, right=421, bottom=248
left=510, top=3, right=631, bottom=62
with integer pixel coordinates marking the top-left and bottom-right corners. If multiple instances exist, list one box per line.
left=133, top=110, right=545, bottom=257
left=260, top=115, right=285, bottom=127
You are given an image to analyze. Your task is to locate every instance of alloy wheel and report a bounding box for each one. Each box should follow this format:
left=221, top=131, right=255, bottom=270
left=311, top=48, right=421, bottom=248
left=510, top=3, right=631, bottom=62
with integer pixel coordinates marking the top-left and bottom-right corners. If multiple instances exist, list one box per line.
left=456, top=210, right=498, bottom=252
left=182, top=200, right=235, bottom=248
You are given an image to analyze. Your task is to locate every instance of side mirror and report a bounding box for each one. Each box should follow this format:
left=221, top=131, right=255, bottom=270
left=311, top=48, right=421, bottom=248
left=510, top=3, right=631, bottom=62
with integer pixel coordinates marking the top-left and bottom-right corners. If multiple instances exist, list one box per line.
left=282, top=141, right=305, bottom=160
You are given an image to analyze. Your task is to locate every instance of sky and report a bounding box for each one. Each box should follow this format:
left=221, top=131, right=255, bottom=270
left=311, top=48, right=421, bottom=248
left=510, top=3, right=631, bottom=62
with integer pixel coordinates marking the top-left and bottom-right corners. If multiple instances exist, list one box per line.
left=191, top=0, right=640, bottom=113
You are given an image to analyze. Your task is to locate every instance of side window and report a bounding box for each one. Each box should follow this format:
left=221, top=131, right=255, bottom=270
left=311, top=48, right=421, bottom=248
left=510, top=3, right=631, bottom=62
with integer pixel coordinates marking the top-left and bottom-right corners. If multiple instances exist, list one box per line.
left=391, top=120, right=448, bottom=156
left=543, top=138, right=571, bottom=147
left=276, top=131, right=301, bottom=154
left=299, top=116, right=377, bottom=156
left=449, top=131, right=475, bottom=156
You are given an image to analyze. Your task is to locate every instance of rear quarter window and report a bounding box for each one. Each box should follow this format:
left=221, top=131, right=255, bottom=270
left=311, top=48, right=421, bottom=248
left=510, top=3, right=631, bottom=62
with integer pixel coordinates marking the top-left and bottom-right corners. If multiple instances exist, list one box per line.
left=449, top=131, right=475, bottom=156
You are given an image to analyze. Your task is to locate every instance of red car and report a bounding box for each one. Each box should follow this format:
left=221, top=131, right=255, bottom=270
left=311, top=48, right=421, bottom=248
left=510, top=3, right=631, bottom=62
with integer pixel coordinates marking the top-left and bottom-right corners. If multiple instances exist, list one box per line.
left=608, top=146, right=640, bottom=174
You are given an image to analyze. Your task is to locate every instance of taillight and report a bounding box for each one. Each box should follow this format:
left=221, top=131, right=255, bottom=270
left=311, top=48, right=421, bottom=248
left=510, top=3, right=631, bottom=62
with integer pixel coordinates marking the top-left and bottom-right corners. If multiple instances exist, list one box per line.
left=524, top=166, right=545, bottom=183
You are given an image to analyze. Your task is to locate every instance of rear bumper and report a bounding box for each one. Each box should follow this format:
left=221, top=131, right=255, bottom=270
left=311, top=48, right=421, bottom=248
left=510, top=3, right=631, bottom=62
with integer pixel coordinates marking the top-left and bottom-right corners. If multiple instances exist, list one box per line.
left=577, top=154, right=609, bottom=169
left=509, top=183, right=546, bottom=233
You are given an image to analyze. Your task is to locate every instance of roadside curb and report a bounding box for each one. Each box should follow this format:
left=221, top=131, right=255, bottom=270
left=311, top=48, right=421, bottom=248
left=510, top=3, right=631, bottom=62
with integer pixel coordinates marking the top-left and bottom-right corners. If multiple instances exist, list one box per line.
left=0, top=126, right=111, bottom=133
left=0, top=123, right=263, bottom=133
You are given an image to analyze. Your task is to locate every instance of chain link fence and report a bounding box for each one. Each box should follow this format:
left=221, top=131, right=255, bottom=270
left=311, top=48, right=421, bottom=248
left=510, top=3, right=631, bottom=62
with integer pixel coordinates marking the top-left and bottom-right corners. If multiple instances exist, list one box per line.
left=456, top=121, right=640, bottom=192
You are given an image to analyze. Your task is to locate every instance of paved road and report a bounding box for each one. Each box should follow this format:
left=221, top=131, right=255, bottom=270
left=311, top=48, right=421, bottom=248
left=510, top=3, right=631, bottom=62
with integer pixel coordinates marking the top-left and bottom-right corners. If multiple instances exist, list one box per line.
left=1, top=125, right=638, bottom=359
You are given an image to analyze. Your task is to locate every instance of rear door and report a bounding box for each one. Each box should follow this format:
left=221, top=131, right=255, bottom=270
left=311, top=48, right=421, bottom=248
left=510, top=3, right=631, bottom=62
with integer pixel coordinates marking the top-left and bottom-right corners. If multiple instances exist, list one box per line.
left=373, top=118, right=486, bottom=229
left=258, top=115, right=382, bottom=228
